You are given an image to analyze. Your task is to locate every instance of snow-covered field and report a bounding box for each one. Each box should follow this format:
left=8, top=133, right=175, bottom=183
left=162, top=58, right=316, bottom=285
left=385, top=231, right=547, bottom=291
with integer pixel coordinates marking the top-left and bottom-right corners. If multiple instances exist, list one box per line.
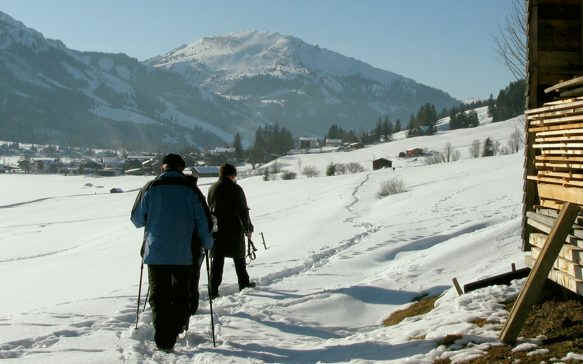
left=1, top=117, right=575, bottom=363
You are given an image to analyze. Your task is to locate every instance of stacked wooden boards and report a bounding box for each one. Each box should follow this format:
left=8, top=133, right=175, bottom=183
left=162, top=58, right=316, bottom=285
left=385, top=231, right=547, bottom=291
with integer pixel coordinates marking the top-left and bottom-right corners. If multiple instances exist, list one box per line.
left=525, top=76, right=583, bottom=294
left=525, top=209, right=583, bottom=294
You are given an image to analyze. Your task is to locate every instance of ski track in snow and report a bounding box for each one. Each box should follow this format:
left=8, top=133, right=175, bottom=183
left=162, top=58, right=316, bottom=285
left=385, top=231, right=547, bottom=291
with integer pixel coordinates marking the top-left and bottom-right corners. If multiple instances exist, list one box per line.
left=4, top=167, right=520, bottom=362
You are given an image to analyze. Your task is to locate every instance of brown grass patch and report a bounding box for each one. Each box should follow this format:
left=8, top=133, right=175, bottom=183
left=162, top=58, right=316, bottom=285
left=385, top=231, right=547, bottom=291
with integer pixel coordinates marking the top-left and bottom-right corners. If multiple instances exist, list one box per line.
left=469, top=318, right=488, bottom=328
left=468, top=281, right=583, bottom=363
left=383, top=295, right=439, bottom=326
left=437, top=334, right=463, bottom=347
left=408, top=334, right=426, bottom=341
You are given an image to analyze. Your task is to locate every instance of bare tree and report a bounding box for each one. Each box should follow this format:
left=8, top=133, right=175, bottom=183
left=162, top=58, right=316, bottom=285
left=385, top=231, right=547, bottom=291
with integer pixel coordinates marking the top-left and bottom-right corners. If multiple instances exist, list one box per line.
left=302, top=165, right=319, bottom=178
left=508, top=125, right=523, bottom=153
left=470, top=139, right=481, bottom=158
left=493, top=0, right=527, bottom=80
left=443, top=142, right=455, bottom=162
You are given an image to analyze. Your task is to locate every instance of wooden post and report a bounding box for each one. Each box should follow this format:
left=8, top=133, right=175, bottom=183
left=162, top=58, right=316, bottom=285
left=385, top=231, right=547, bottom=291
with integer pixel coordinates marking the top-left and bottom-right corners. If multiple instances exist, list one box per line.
left=522, top=0, right=539, bottom=252
left=512, top=263, right=516, bottom=272
left=452, top=278, right=463, bottom=296
left=500, top=202, right=580, bottom=344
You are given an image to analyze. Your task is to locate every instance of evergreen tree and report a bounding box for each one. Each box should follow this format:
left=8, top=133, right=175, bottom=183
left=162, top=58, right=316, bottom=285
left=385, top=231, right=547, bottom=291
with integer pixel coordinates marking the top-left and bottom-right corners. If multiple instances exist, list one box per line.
left=407, top=114, right=418, bottom=138
left=482, top=137, right=495, bottom=157
left=233, top=133, right=243, bottom=160
left=383, top=116, right=393, bottom=141
left=375, top=118, right=382, bottom=138
left=394, top=119, right=402, bottom=133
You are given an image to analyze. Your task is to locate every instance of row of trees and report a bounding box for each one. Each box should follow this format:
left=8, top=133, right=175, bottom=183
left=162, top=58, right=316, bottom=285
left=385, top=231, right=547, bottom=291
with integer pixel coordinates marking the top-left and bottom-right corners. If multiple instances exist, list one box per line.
left=449, top=109, right=479, bottom=129
left=327, top=116, right=403, bottom=144
left=247, top=124, right=294, bottom=168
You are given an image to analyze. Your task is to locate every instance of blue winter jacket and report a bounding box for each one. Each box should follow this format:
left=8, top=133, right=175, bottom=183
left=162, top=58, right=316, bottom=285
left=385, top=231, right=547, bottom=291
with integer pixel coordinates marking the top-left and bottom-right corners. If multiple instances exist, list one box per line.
left=130, top=171, right=214, bottom=265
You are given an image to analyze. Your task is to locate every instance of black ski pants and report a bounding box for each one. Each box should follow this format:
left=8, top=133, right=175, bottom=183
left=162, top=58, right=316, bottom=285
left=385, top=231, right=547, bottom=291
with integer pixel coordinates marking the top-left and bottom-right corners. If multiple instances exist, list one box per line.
left=210, top=255, right=250, bottom=296
left=147, top=265, right=193, bottom=350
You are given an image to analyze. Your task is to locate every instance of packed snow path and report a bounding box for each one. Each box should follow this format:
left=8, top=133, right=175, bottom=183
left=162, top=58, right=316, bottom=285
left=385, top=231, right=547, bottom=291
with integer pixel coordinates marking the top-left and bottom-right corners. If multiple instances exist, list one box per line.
left=0, top=150, right=527, bottom=363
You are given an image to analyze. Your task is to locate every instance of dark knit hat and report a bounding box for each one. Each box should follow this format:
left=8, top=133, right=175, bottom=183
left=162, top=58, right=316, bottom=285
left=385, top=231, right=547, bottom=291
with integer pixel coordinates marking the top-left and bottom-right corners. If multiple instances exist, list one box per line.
left=219, top=163, right=237, bottom=177
left=161, top=153, right=185, bottom=170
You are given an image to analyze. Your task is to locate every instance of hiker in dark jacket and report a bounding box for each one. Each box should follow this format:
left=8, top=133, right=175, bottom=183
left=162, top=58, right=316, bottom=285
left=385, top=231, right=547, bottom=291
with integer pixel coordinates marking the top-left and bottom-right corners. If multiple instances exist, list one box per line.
left=208, top=163, right=255, bottom=299
left=184, top=168, right=213, bottom=318
left=131, top=154, right=213, bottom=351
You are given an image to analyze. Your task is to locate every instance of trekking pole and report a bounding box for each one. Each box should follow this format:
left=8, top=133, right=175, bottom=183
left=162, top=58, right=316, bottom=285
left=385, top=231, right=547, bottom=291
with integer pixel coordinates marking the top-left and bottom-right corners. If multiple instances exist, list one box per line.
left=135, top=259, right=144, bottom=329
left=142, top=286, right=149, bottom=313
left=205, top=249, right=217, bottom=347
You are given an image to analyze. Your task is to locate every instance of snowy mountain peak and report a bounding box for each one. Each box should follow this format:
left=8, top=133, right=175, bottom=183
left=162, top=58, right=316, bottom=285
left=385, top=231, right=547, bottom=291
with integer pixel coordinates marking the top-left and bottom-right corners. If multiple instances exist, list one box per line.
left=147, top=30, right=402, bottom=84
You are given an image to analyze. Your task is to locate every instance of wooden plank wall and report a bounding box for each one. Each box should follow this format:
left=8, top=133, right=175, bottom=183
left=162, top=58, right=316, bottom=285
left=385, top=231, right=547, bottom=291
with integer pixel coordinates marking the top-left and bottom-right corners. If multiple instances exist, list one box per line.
left=523, top=0, right=583, bottom=251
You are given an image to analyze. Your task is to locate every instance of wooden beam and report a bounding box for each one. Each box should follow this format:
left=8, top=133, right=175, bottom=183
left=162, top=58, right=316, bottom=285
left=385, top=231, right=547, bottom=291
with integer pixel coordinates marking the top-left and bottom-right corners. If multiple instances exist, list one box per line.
left=530, top=246, right=583, bottom=279
left=526, top=210, right=583, bottom=233
left=535, top=127, right=583, bottom=137
left=541, top=149, right=583, bottom=155
left=538, top=183, right=583, bottom=205
left=530, top=114, right=583, bottom=126
left=538, top=170, right=583, bottom=180
left=524, top=255, right=583, bottom=294
left=522, top=0, right=539, bottom=253
left=526, top=100, right=583, bottom=115
left=561, top=87, right=583, bottom=98
left=544, top=97, right=583, bottom=106
left=500, top=203, right=580, bottom=344
left=463, top=268, right=530, bottom=293
left=528, top=175, right=583, bottom=187
left=530, top=232, right=583, bottom=261
left=533, top=142, right=583, bottom=148
left=535, top=135, right=583, bottom=142
left=536, top=155, right=583, bottom=162
left=452, top=278, right=463, bottom=296
left=545, top=75, right=583, bottom=93
left=529, top=121, right=583, bottom=133
left=527, top=107, right=583, bottom=121
left=535, top=161, right=583, bottom=168
left=526, top=217, right=583, bottom=241
left=540, top=198, right=564, bottom=210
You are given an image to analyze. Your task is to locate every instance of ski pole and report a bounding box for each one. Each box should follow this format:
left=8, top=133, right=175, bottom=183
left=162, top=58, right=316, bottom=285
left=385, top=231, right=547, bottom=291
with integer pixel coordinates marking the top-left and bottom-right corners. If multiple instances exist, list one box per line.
left=261, top=232, right=268, bottom=250
left=205, top=249, right=217, bottom=347
left=135, top=259, right=144, bottom=329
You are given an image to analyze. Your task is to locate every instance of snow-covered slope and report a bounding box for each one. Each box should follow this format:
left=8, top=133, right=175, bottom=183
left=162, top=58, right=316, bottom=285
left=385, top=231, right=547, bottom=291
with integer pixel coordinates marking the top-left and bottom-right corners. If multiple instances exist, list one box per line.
left=0, top=118, right=547, bottom=362
left=147, top=31, right=460, bottom=136
left=0, top=11, right=260, bottom=149
left=267, top=113, right=523, bottom=176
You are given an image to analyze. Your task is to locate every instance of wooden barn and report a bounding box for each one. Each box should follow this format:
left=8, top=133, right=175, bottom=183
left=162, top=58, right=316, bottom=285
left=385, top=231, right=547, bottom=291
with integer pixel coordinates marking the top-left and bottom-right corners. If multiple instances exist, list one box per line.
left=522, top=0, right=583, bottom=295
left=499, top=0, right=583, bottom=344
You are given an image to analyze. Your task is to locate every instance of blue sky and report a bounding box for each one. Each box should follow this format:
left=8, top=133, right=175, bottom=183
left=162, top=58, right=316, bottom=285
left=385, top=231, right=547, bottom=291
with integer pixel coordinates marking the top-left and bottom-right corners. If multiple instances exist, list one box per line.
left=2, top=1, right=515, bottom=100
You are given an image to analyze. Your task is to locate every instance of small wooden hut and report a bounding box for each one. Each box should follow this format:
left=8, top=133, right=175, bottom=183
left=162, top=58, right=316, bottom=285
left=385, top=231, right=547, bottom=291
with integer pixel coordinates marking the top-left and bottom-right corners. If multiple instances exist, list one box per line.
left=373, top=158, right=392, bottom=170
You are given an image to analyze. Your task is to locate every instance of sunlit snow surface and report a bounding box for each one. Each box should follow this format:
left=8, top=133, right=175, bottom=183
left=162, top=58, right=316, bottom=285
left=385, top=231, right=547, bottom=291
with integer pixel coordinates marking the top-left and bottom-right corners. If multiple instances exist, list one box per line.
left=2, top=117, right=570, bottom=363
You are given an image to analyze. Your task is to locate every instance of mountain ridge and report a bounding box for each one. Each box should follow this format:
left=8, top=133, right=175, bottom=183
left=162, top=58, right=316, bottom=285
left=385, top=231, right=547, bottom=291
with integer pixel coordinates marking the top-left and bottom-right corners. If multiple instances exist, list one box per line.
left=147, top=30, right=459, bottom=136
left=0, top=12, right=459, bottom=149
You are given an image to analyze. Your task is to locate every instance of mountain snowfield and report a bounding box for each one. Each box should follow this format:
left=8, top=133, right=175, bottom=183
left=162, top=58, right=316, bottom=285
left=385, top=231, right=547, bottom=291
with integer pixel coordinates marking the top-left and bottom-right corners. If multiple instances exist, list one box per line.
left=5, top=116, right=580, bottom=363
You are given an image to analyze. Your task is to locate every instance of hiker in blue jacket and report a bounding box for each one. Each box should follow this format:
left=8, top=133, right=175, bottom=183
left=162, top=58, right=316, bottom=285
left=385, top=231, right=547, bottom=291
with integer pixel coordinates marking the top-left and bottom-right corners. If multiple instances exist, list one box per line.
left=131, top=153, right=213, bottom=351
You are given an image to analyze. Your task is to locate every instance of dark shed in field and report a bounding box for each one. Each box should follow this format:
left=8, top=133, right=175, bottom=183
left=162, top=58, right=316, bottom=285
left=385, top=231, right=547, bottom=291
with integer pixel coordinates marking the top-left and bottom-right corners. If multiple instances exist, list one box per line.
left=373, top=158, right=392, bottom=170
